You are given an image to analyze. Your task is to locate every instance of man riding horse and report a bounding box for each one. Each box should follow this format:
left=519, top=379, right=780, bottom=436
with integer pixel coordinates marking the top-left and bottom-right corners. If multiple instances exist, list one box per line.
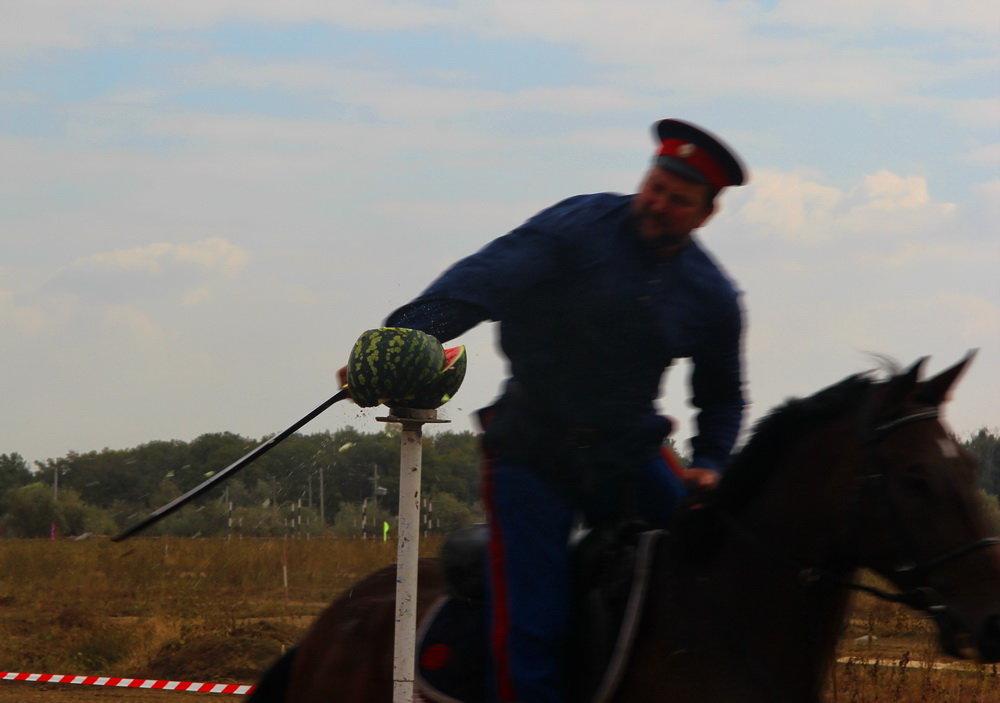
left=351, top=119, right=750, bottom=703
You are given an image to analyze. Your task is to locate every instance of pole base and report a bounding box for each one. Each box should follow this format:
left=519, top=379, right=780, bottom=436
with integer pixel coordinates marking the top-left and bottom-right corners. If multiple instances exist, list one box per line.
left=377, top=407, right=451, bottom=425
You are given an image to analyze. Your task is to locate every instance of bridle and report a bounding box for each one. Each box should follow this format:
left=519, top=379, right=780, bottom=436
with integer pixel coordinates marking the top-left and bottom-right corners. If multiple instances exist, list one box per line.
left=843, top=406, right=1000, bottom=613
left=719, top=405, right=1000, bottom=600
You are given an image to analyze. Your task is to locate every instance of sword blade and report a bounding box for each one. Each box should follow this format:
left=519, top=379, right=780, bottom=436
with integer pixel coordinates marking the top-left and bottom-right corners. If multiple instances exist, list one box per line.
left=112, top=388, right=350, bottom=542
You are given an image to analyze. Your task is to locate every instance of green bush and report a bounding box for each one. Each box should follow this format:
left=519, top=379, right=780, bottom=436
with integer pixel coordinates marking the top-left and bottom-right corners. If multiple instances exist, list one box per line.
left=0, top=483, right=116, bottom=537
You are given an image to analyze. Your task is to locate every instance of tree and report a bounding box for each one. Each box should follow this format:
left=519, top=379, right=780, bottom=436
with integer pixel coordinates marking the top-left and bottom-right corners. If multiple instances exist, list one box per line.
left=425, top=491, right=483, bottom=533
left=0, top=483, right=115, bottom=537
left=0, top=453, right=33, bottom=500
left=36, top=447, right=162, bottom=511
left=332, top=500, right=394, bottom=538
left=422, top=432, right=480, bottom=505
left=980, top=491, right=1000, bottom=531
left=964, top=428, right=1000, bottom=497
left=5, top=426, right=485, bottom=538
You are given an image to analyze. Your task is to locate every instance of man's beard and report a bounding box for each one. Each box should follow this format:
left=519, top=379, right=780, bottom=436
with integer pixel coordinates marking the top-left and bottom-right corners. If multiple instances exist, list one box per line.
left=633, top=209, right=690, bottom=250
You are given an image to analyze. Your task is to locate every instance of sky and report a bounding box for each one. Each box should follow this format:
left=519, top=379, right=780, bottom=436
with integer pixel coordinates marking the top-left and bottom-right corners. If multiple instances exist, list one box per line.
left=2, top=0, right=998, bottom=468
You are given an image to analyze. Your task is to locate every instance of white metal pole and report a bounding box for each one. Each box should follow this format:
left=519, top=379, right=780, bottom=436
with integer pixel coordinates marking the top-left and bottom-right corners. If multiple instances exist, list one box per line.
left=395, top=418, right=422, bottom=703
left=379, top=407, right=447, bottom=703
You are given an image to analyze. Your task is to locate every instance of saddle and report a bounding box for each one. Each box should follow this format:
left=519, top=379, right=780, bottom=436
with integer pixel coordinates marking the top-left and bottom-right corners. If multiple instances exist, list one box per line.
left=416, top=522, right=663, bottom=703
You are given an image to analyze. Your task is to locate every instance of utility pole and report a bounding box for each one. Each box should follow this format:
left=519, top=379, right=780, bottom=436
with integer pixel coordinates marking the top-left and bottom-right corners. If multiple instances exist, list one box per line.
left=318, top=465, right=325, bottom=524
left=372, top=464, right=388, bottom=537
left=362, top=497, right=369, bottom=539
left=50, top=464, right=60, bottom=541
left=224, top=486, right=233, bottom=539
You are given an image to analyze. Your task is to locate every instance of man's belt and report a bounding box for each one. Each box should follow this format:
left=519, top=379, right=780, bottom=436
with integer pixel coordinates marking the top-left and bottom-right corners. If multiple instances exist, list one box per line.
left=562, top=426, right=605, bottom=449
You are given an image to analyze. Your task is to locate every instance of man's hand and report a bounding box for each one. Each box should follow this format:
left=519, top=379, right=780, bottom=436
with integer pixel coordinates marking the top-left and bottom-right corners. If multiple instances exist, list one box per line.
left=681, top=467, right=720, bottom=493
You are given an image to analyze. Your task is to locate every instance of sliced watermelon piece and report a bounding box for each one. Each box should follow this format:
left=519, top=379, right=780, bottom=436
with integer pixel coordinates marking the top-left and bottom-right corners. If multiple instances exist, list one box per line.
left=407, top=346, right=467, bottom=409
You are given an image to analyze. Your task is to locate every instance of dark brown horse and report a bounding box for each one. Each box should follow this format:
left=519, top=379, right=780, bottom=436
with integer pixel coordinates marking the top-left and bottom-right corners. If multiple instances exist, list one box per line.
left=251, top=356, right=1000, bottom=702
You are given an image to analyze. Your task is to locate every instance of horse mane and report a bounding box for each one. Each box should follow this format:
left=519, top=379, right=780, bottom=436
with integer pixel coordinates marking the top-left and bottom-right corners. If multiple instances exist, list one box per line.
left=713, top=371, right=878, bottom=513
left=671, top=371, right=882, bottom=560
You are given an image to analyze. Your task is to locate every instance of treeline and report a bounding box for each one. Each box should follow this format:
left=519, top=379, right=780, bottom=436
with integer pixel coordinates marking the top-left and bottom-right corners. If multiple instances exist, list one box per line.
left=967, top=428, right=1000, bottom=496
left=0, top=427, right=482, bottom=539
left=1, top=427, right=999, bottom=539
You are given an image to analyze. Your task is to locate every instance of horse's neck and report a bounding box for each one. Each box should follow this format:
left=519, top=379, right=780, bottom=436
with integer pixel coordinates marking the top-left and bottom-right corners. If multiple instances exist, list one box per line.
left=704, top=540, right=855, bottom=692
left=631, top=540, right=852, bottom=703
left=658, top=449, right=860, bottom=700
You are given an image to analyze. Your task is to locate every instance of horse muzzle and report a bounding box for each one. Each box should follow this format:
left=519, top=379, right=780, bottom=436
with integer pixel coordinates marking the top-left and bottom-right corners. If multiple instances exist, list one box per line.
left=974, top=614, right=1000, bottom=662
left=932, top=607, right=1000, bottom=663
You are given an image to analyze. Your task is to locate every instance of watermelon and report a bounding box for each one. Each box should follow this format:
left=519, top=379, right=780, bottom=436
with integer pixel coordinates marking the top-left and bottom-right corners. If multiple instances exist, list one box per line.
left=346, top=328, right=445, bottom=407
left=408, top=346, right=467, bottom=409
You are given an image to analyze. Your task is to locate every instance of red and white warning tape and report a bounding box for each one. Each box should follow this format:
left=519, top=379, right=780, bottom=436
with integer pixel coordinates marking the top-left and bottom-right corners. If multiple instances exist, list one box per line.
left=0, top=671, right=255, bottom=695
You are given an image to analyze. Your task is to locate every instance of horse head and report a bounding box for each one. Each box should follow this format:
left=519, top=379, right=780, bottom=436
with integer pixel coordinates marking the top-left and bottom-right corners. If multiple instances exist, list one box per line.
left=849, top=353, right=1000, bottom=661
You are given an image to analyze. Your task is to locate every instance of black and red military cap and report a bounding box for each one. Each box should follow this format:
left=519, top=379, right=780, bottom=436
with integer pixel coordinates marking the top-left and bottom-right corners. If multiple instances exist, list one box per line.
left=652, top=119, right=747, bottom=190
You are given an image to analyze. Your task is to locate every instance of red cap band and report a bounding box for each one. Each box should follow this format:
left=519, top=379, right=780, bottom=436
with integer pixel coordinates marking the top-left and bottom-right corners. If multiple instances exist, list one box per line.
left=657, top=138, right=731, bottom=191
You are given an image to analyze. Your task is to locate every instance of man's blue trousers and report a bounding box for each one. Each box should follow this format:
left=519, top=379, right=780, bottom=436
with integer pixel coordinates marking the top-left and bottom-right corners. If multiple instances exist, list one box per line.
left=480, top=448, right=686, bottom=703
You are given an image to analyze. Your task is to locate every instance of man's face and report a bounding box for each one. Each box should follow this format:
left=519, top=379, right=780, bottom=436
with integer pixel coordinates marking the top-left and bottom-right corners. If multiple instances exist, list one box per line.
left=632, top=167, right=715, bottom=249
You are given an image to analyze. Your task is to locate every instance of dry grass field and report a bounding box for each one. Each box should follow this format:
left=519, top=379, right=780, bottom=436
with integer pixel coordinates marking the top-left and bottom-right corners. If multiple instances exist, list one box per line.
left=833, top=585, right=1000, bottom=702
left=0, top=537, right=411, bottom=701
left=0, top=537, right=997, bottom=702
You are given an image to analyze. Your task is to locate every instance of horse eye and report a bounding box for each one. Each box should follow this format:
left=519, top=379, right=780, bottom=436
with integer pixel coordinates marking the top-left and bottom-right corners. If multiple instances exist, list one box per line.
left=898, top=464, right=931, bottom=494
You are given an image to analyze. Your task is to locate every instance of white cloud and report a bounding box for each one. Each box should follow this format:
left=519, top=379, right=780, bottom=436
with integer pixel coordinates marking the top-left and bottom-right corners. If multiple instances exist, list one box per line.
left=769, top=0, right=998, bottom=34
left=44, top=238, right=249, bottom=305
left=970, top=180, right=1000, bottom=223
left=966, top=142, right=1000, bottom=164
left=935, top=293, right=1000, bottom=338
left=952, top=98, right=1000, bottom=129
left=481, top=0, right=753, bottom=50
left=860, top=171, right=937, bottom=211
left=734, top=169, right=959, bottom=243
left=714, top=165, right=998, bottom=443
left=70, top=238, right=248, bottom=276
left=738, top=170, right=842, bottom=242
left=461, top=1, right=989, bottom=105
left=3, top=0, right=991, bottom=111
left=0, top=288, right=46, bottom=337
left=178, top=57, right=637, bottom=123
left=1, top=1, right=457, bottom=54
left=882, top=242, right=999, bottom=268
left=101, top=304, right=166, bottom=343
left=6, top=0, right=995, bottom=54
left=846, top=293, right=998, bottom=349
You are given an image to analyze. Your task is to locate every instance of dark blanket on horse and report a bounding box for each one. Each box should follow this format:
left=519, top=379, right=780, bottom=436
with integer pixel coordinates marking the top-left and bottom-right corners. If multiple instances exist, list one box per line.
left=416, top=526, right=663, bottom=703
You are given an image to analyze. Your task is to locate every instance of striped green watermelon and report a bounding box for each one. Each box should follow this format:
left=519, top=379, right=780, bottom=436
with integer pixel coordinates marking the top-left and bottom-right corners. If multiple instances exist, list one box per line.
left=408, top=346, right=467, bottom=409
left=346, top=328, right=445, bottom=407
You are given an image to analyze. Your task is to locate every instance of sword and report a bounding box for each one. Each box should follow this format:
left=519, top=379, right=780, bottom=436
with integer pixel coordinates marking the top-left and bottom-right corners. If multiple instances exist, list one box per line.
left=112, top=388, right=350, bottom=542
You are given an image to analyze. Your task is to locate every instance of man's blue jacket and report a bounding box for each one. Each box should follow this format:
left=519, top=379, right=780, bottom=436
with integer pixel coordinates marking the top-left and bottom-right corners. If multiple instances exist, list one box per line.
left=387, top=192, right=745, bottom=472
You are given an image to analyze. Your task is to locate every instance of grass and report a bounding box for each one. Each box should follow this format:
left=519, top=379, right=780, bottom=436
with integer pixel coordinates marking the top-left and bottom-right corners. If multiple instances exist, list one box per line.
left=830, top=659, right=1000, bottom=702
left=830, top=573, right=1000, bottom=701
left=0, top=536, right=440, bottom=682
left=1, top=538, right=998, bottom=700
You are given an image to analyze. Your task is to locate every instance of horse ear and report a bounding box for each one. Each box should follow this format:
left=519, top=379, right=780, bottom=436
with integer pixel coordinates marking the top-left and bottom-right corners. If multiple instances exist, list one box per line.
left=916, top=350, right=977, bottom=406
left=883, top=357, right=927, bottom=405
